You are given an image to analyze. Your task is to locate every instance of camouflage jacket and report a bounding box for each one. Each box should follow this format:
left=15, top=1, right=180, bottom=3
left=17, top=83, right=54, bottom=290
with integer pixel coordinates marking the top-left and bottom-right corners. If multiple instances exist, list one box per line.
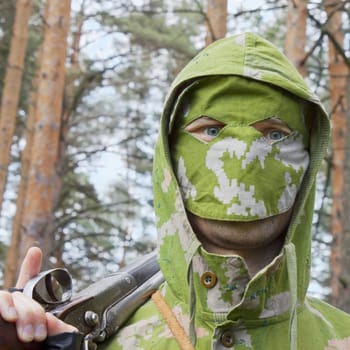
left=101, top=33, right=350, bottom=350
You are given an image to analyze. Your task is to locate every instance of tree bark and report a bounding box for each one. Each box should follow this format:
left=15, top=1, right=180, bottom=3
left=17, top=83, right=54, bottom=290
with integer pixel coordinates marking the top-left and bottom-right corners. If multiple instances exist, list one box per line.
left=3, top=37, right=45, bottom=287
left=19, top=0, right=71, bottom=268
left=51, top=9, right=84, bottom=268
left=0, top=0, right=33, bottom=214
left=284, top=0, right=308, bottom=77
left=3, top=69, right=39, bottom=288
left=205, top=0, right=227, bottom=46
left=326, top=0, right=350, bottom=311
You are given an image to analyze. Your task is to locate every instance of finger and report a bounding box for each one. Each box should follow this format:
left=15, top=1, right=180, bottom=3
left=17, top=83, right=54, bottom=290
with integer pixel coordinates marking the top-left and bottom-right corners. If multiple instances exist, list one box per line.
left=16, top=247, right=43, bottom=289
left=13, top=291, right=47, bottom=342
left=0, top=291, right=17, bottom=322
left=46, top=312, right=78, bottom=336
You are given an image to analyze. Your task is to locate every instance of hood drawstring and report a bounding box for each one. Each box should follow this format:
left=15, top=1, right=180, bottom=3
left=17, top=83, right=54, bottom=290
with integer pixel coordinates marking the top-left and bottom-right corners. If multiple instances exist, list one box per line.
left=285, top=242, right=298, bottom=350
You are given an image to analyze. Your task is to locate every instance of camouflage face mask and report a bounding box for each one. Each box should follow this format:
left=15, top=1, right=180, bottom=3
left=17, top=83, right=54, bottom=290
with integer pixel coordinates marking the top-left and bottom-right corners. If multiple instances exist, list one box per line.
left=171, top=76, right=310, bottom=221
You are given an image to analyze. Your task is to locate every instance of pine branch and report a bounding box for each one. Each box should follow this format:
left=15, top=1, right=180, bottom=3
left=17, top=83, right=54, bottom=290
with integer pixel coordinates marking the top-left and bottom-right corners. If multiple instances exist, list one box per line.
left=308, top=10, right=350, bottom=70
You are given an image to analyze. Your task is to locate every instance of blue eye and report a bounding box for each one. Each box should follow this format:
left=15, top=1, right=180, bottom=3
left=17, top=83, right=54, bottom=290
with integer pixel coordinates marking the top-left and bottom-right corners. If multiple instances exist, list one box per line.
left=267, top=130, right=285, bottom=142
left=205, top=126, right=221, bottom=138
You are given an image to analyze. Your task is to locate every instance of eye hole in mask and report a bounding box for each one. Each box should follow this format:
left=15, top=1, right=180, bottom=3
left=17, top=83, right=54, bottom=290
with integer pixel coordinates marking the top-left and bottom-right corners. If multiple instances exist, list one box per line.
left=185, top=116, right=292, bottom=144
left=251, top=117, right=292, bottom=144
left=185, top=116, right=225, bottom=142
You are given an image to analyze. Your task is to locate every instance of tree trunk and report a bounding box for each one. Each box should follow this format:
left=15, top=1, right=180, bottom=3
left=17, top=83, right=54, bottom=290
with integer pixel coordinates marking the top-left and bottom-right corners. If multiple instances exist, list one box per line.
left=3, top=69, right=39, bottom=288
left=3, top=37, right=46, bottom=287
left=205, top=0, right=227, bottom=46
left=0, top=0, right=33, bottom=214
left=284, top=0, right=308, bottom=77
left=326, top=0, right=350, bottom=311
left=50, top=10, right=84, bottom=268
left=19, top=0, right=71, bottom=268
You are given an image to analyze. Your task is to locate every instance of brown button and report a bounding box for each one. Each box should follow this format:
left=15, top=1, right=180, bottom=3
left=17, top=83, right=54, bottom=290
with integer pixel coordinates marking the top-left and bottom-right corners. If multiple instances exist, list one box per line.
left=200, top=272, right=217, bottom=288
left=220, top=330, right=235, bottom=347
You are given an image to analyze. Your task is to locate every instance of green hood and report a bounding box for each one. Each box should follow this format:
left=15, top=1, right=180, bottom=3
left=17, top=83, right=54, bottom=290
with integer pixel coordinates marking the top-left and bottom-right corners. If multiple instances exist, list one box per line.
left=104, top=32, right=350, bottom=350
left=152, top=32, right=329, bottom=345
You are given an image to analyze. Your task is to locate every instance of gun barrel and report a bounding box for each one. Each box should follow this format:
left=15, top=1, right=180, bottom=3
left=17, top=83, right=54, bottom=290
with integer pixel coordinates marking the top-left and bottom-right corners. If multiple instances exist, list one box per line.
left=104, top=270, right=164, bottom=339
left=53, top=252, right=161, bottom=333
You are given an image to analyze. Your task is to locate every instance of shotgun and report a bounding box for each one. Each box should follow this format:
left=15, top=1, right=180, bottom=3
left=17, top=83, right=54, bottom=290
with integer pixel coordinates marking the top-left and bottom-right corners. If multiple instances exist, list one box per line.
left=0, top=252, right=163, bottom=350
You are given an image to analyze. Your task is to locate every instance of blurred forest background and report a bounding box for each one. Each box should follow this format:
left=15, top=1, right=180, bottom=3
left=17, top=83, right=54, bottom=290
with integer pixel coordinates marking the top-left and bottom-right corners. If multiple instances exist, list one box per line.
left=0, top=0, right=350, bottom=312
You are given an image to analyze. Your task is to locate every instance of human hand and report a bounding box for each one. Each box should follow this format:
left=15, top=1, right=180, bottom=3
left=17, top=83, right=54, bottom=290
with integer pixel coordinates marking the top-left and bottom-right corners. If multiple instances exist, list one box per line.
left=0, top=247, right=77, bottom=344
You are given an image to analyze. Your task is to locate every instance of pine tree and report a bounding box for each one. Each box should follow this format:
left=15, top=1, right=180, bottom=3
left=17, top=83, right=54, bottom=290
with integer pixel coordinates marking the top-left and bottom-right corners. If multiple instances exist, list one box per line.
left=325, top=0, right=350, bottom=311
left=19, top=0, right=71, bottom=267
left=0, top=0, right=33, bottom=214
left=285, top=0, right=308, bottom=77
left=205, top=0, right=228, bottom=46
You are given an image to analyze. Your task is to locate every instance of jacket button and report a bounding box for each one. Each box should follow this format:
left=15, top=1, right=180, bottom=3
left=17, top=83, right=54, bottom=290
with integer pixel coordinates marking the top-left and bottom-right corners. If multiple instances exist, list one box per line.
left=200, top=272, right=217, bottom=288
left=220, top=330, right=235, bottom=347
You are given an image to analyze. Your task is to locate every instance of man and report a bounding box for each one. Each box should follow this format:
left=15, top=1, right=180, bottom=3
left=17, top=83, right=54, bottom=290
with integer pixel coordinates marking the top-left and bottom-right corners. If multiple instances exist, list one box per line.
left=1, top=32, right=350, bottom=349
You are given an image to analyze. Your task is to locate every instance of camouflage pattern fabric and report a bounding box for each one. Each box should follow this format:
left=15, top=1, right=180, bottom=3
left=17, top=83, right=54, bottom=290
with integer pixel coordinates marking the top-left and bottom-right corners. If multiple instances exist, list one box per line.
left=171, top=76, right=310, bottom=221
left=101, top=33, right=350, bottom=350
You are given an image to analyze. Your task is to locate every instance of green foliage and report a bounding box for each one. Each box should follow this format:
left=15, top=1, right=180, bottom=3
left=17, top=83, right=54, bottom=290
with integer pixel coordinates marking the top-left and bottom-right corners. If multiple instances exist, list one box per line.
left=54, top=170, right=119, bottom=288
left=103, top=13, right=198, bottom=58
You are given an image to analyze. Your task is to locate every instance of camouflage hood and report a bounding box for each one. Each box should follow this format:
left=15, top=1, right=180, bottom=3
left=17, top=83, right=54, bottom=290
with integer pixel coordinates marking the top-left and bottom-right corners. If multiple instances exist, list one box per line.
left=152, top=32, right=329, bottom=347
left=104, top=33, right=350, bottom=350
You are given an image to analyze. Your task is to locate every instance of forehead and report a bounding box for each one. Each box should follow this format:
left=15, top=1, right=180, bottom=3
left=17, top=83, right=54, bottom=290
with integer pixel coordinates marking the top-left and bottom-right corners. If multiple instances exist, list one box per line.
left=174, top=76, right=304, bottom=132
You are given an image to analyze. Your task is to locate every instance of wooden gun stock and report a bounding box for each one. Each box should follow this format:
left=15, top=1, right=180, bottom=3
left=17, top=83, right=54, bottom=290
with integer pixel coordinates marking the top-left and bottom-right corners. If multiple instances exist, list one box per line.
left=0, top=316, right=44, bottom=350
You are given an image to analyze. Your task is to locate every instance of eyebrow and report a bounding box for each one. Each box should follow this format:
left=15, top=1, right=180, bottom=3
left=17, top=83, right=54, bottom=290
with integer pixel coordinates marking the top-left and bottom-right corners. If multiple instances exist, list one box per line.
left=250, top=117, right=291, bottom=132
left=185, top=116, right=224, bottom=129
